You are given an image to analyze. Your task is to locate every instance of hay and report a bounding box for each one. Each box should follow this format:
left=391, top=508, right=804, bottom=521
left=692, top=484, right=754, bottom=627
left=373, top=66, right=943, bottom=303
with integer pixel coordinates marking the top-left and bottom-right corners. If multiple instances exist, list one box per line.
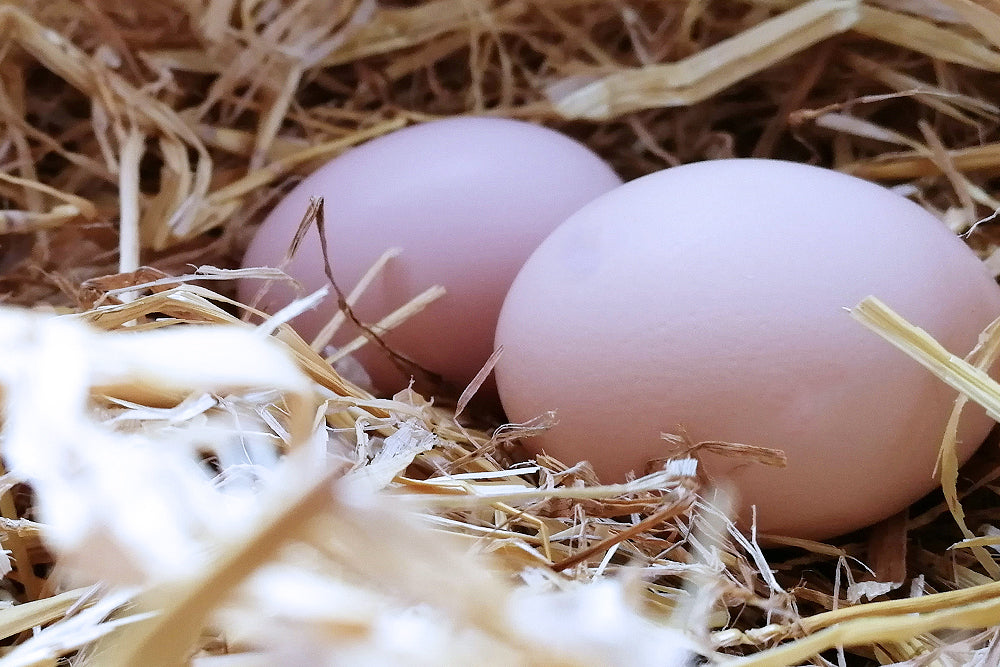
left=3, top=0, right=1000, bottom=664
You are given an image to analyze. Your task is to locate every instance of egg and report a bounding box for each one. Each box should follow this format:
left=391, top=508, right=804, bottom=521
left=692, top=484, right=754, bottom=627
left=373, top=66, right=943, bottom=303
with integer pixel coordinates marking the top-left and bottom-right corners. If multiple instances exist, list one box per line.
left=494, top=158, right=1000, bottom=539
left=240, top=117, right=621, bottom=400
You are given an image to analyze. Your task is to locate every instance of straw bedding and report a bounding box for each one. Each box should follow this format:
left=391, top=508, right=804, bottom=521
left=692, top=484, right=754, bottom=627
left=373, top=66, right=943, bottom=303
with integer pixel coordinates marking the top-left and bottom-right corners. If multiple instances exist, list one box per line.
left=3, top=0, right=1000, bottom=664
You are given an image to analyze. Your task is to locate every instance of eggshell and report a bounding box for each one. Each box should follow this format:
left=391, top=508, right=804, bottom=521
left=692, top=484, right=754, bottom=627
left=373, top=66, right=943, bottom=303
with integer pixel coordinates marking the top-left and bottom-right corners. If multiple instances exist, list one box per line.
left=240, top=118, right=621, bottom=399
left=494, top=158, right=1000, bottom=539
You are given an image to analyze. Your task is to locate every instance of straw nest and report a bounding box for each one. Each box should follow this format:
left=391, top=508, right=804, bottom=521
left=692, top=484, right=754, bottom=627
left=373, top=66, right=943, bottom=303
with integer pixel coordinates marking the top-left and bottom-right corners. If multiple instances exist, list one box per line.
left=3, top=0, right=1000, bottom=665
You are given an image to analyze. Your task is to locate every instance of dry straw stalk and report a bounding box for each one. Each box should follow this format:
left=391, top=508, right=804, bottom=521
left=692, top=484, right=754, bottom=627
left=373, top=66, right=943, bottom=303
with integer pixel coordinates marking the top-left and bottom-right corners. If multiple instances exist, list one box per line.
left=4, top=0, right=1000, bottom=664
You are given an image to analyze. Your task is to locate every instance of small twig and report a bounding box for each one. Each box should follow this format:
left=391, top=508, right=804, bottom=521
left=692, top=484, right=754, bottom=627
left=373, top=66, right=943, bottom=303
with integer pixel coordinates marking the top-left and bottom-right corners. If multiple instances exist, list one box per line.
left=311, top=197, right=456, bottom=395
left=550, top=498, right=693, bottom=572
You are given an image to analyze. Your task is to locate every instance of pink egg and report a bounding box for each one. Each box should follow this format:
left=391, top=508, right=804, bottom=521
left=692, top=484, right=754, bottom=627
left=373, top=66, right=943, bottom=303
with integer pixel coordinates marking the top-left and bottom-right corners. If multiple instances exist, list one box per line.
left=240, top=117, right=621, bottom=400
left=494, top=158, right=1000, bottom=539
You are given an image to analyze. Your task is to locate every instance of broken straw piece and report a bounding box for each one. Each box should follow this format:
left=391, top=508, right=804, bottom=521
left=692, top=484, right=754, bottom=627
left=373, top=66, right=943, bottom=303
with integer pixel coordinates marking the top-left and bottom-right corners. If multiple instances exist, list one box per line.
left=850, top=295, right=1000, bottom=421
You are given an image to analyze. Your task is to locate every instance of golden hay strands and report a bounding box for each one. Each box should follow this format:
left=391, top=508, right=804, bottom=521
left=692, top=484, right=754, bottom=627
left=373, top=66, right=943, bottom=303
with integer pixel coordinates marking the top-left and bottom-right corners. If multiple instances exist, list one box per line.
left=0, top=309, right=316, bottom=657
left=954, top=534, right=1000, bottom=549
left=918, top=119, right=978, bottom=225
left=930, top=0, right=1000, bottom=49
left=0, top=592, right=147, bottom=667
left=853, top=5, right=1000, bottom=70
left=0, top=204, right=87, bottom=234
left=794, top=98, right=1000, bottom=211
left=0, top=587, right=91, bottom=640
left=395, top=463, right=696, bottom=509
left=73, top=284, right=380, bottom=409
left=549, top=0, right=861, bottom=119
left=0, top=476, right=39, bottom=602
left=845, top=52, right=1000, bottom=124
left=324, top=284, right=447, bottom=363
left=0, top=4, right=212, bottom=247
left=7, top=0, right=1000, bottom=664
left=116, top=127, right=143, bottom=276
left=936, top=311, right=1000, bottom=580
left=92, top=463, right=343, bottom=667
left=850, top=297, right=1000, bottom=422
left=0, top=171, right=98, bottom=225
left=847, top=142, right=1000, bottom=179
left=853, top=297, right=1000, bottom=581
left=729, top=591, right=1000, bottom=666
left=309, top=246, right=402, bottom=352
left=320, top=0, right=538, bottom=66
left=201, top=118, right=407, bottom=210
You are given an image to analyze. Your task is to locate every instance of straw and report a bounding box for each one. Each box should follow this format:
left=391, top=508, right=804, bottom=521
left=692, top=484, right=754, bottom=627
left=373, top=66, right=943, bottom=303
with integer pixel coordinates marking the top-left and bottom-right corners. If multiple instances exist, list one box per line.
left=5, top=0, right=1000, bottom=663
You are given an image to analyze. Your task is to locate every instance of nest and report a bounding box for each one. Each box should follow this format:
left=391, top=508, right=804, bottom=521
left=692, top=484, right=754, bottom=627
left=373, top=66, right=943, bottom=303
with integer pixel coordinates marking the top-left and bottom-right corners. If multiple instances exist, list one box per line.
left=3, top=0, right=1000, bottom=664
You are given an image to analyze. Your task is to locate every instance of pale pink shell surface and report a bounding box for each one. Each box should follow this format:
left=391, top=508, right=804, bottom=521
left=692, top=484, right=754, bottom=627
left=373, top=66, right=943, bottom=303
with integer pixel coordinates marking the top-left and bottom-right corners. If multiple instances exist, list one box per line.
left=494, top=158, right=1000, bottom=539
left=240, top=117, right=622, bottom=398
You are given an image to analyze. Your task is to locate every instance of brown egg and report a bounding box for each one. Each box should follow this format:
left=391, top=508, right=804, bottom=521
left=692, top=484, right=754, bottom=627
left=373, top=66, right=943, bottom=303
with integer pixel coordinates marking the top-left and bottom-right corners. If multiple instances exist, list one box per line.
left=240, top=117, right=621, bottom=401
left=495, top=158, right=1000, bottom=539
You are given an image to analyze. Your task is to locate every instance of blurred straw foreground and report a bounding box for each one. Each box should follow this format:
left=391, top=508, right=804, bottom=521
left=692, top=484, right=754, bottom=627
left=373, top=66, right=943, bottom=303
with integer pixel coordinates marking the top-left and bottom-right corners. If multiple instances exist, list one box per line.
left=4, top=0, right=1000, bottom=665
